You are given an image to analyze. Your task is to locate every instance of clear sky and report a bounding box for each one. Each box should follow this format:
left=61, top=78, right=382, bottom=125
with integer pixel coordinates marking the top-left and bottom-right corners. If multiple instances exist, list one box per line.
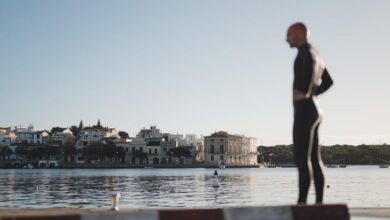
left=1, top=0, right=389, bottom=146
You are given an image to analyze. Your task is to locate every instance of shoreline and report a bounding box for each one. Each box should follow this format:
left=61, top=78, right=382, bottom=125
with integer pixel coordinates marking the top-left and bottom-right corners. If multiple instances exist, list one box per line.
left=0, top=164, right=260, bottom=169
left=1, top=163, right=388, bottom=169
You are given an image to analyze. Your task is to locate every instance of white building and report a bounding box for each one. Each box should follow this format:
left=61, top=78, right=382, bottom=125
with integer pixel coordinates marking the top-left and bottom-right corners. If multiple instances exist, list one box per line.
left=168, top=134, right=204, bottom=146
left=0, top=135, right=11, bottom=146
left=204, top=131, right=258, bottom=166
left=15, top=125, right=49, bottom=144
left=0, top=127, right=14, bottom=146
left=145, top=137, right=164, bottom=165
left=185, top=134, right=204, bottom=146
left=75, top=127, right=119, bottom=164
left=136, top=126, right=163, bottom=139
left=47, top=128, right=75, bottom=145
left=76, top=128, right=118, bottom=146
left=119, top=126, right=177, bottom=165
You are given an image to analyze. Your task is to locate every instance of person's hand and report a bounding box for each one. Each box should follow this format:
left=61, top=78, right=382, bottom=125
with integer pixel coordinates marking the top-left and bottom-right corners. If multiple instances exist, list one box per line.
left=293, top=89, right=307, bottom=102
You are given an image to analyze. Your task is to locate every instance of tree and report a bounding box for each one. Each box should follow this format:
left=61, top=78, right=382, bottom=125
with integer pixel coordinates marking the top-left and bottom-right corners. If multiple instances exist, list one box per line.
left=118, top=131, right=130, bottom=140
left=257, top=144, right=390, bottom=165
left=95, top=119, right=103, bottom=129
left=63, top=139, right=77, bottom=162
left=103, top=142, right=117, bottom=162
left=116, top=147, right=126, bottom=163
left=78, top=120, right=84, bottom=131
left=50, top=127, right=65, bottom=135
left=70, top=125, right=79, bottom=137
left=0, top=145, right=13, bottom=161
left=16, top=146, right=32, bottom=163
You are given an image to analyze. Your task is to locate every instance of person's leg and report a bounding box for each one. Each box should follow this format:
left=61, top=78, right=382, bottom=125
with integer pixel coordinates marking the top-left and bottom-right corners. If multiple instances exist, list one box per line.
left=293, top=119, right=312, bottom=204
left=311, top=122, right=325, bottom=204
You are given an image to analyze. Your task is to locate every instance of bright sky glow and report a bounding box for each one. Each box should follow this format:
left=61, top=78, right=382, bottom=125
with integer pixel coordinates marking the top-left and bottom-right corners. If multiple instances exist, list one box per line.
left=1, top=0, right=389, bottom=145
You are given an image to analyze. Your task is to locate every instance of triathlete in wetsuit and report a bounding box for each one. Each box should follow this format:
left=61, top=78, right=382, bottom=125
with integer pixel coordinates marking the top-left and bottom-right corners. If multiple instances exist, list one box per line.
left=286, top=22, right=334, bottom=204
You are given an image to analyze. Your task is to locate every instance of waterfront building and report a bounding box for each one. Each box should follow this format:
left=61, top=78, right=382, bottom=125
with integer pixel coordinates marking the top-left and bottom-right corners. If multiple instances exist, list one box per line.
left=0, top=135, right=11, bottom=146
left=137, top=126, right=163, bottom=139
left=15, top=125, right=49, bottom=144
left=168, top=134, right=204, bottom=146
left=0, top=127, right=15, bottom=146
left=204, top=131, right=258, bottom=166
left=75, top=127, right=119, bottom=164
left=119, top=126, right=184, bottom=165
left=195, top=143, right=204, bottom=162
left=126, top=126, right=167, bottom=165
left=47, top=127, right=75, bottom=145
left=76, top=128, right=118, bottom=146
left=167, top=133, right=204, bottom=164
left=145, top=137, right=163, bottom=164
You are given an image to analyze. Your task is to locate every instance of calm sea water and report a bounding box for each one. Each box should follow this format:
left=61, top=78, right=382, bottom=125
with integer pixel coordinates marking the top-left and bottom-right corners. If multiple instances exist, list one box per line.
left=0, top=166, right=389, bottom=209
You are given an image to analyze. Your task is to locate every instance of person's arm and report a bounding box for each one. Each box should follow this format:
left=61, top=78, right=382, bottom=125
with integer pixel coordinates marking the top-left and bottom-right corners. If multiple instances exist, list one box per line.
left=314, top=68, right=333, bottom=96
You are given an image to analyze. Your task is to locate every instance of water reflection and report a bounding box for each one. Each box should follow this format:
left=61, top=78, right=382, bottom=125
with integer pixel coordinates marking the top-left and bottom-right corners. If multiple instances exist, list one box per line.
left=0, top=167, right=389, bottom=208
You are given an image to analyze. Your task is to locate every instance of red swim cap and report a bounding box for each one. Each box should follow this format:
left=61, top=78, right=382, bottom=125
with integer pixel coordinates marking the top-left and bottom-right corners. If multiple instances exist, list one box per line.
left=287, top=22, right=308, bottom=36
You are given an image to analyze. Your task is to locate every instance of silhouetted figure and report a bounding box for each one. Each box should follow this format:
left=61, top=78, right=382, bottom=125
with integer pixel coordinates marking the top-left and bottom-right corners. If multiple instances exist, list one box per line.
left=286, top=22, right=333, bottom=204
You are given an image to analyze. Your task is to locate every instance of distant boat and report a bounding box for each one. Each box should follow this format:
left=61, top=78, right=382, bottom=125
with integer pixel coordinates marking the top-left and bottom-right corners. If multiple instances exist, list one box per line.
left=280, top=164, right=296, bottom=168
left=326, top=164, right=339, bottom=168
left=339, top=164, right=347, bottom=168
left=23, top=164, right=34, bottom=169
left=265, top=164, right=277, bottom=168
left=379, top=158, right=389, bottom=168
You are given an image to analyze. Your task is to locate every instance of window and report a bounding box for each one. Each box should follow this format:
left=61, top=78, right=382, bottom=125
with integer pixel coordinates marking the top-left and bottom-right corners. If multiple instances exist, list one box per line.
left=220, top=139, right=223, bottom=142
left=220, top=145, right=224, bottom=153
left=211, top=155, right=214, bottom=161
left=132, top=147, right=135, bottom=153
left=140, top=147, right=143, bottom=152
left=155, top=148, right=158, bottom=154
left=126, top=148, right=129, bottom=152
left=149, top=149, right=152, bottom=155
left=220, top=155, right=224, bottom=160
left=210, top=145, right=214, bottom=153
left=211, top=139, right=214, bottom=142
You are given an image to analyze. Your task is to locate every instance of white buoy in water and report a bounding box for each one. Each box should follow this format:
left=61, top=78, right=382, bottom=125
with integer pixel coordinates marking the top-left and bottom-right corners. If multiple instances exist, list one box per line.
left=212, top=169, right=220, bottom=188
left=212, top=178, right=220, bottom=188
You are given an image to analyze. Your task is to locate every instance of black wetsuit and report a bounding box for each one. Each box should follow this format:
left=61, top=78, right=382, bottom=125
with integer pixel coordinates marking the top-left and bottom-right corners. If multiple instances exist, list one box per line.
left=293, top=43, right=333, bottom=204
